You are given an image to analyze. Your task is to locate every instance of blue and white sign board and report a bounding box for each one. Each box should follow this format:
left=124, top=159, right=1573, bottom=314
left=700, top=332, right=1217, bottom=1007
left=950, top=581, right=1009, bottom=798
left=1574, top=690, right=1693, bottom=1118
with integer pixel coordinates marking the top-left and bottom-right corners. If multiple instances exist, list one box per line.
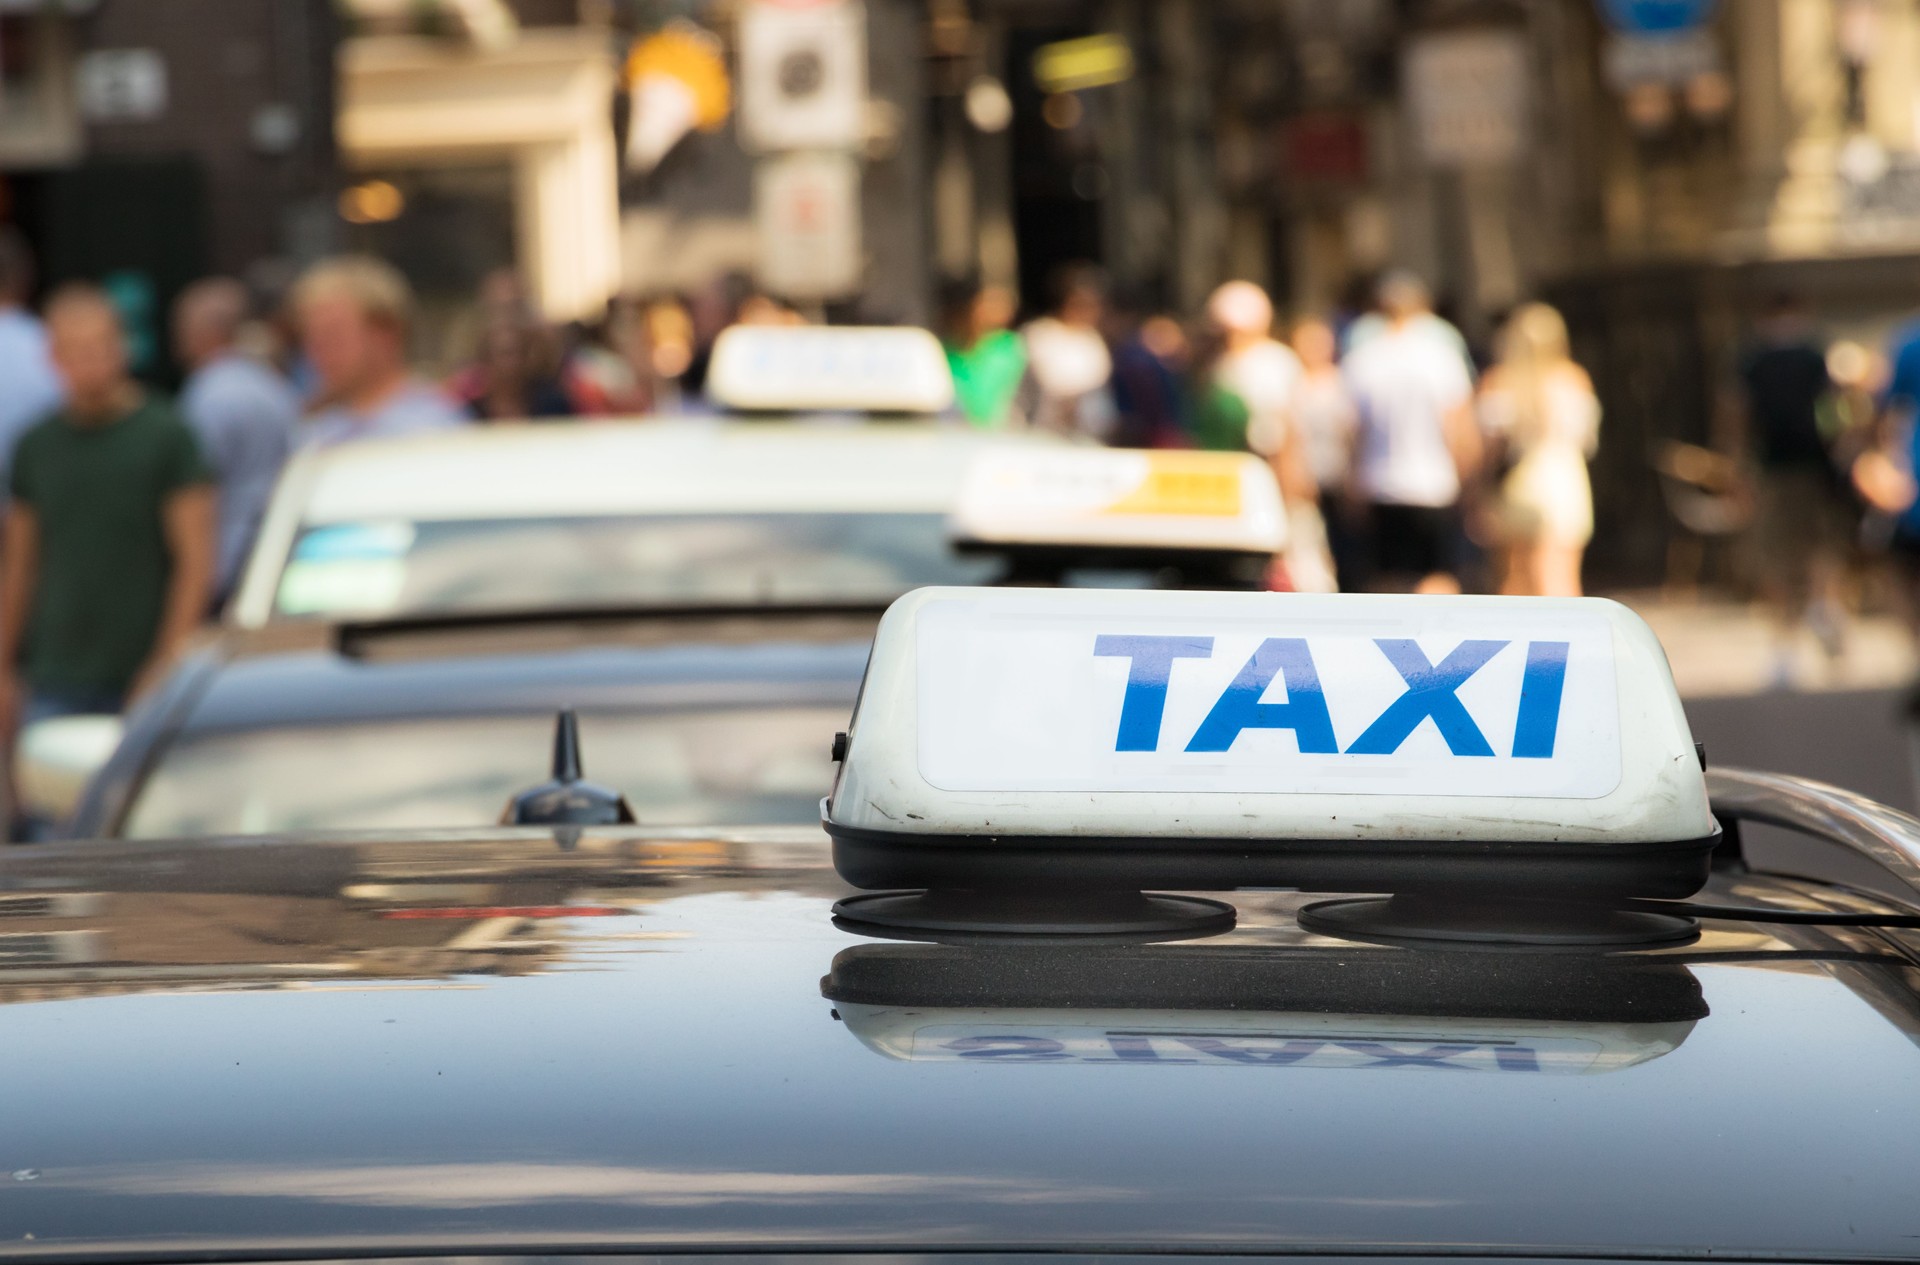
left=1596, top=0, right=1717, bottom=35
left=827, top=588, right=1712, bottom=844
left=708, top=325, right=954, bottom=415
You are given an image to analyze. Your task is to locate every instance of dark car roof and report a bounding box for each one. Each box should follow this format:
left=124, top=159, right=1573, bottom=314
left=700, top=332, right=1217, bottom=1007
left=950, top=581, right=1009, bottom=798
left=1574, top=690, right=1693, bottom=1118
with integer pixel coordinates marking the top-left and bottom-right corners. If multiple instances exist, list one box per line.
left=3, top=829, right=1920, bottom=1262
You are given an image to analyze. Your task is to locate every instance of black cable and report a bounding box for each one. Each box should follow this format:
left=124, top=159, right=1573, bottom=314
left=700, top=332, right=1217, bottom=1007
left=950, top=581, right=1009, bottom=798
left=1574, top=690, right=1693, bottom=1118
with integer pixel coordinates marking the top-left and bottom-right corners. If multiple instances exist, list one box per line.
left=1625, top=898, right=1920, bottom=930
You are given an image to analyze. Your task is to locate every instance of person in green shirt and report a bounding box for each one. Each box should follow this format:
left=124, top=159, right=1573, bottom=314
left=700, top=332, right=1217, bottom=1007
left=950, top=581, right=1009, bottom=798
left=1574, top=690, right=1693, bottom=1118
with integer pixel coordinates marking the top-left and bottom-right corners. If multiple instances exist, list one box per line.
left=0, top=283, right=215, bottom=749
left=941, top=280, right=1028, bottom=428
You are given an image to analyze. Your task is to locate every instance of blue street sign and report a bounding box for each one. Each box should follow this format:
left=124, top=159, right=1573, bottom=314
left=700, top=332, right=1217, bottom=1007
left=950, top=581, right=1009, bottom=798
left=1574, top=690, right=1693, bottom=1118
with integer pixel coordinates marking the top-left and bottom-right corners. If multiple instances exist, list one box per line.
left=1596, top=0, right=1717, bottom=35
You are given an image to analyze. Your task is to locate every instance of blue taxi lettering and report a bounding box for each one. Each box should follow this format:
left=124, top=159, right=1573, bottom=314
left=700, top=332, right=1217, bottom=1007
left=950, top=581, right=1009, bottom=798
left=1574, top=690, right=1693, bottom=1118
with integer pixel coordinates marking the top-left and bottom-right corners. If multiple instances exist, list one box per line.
left=1094, top=635, right=1214, bottom=751
left=1512, top=641, right=1571, bottom=759
left=1333, top=1041, right=1483, bottom=1069
left=1345, top=639, right=1507, bottom=756
left=1092, top=1034, right=1197, bottom=1063
left=1494, top=1045, right=1542, bottom=1072
left=1184, top=639, right=1338, bottom=754
left=1098, top=635, right=1573, bottom=758
left=944, top=1035, right=1069, bottom=1060
left=1088, top=1034, right=1547, bottom=1071
left=1172, top=1036, right=1325, bottom=1065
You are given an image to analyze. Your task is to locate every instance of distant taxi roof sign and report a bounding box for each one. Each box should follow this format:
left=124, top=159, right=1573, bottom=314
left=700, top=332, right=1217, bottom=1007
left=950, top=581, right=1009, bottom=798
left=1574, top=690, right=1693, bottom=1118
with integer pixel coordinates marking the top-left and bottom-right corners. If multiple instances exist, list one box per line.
left=951, top=449, right=1287, bottom=554
left=707, top=325, right=955, bottom=415
left=824, top=588, right=1717, bottom=900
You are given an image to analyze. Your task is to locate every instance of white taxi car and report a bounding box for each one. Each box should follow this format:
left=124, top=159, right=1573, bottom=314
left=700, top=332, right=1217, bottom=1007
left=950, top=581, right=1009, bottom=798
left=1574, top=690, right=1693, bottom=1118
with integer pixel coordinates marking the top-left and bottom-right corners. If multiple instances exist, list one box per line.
left=227, top=324, right=1302, bottom=627
left=228, top=326, right=1065, bottom=627
left=227, top=420, right=1069, bottom=626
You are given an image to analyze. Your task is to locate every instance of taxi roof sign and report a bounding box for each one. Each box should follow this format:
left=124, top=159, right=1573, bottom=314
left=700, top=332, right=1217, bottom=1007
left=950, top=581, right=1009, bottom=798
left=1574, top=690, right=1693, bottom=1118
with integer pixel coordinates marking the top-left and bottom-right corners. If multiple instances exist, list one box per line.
left=824, top=588, right=1718, bottom=907
left=951, top=449, right=1288, bottom=554
left=707, top=325, right=955, bottom=415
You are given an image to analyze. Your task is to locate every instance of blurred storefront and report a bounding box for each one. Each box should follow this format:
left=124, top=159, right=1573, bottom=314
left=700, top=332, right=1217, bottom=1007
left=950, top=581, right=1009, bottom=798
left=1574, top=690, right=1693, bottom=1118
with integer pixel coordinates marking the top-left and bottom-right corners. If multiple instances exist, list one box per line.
left=0, top=0, right=337, bottom=380
left=12, top=2, right=1920, bottom=582
left=335, top=4, right=623, bottom=356
left=317, top=0, right=1920, bottom=576
left=914, top=0, right=1920, bottom=580
left=617, top=0, right=930, bottom=325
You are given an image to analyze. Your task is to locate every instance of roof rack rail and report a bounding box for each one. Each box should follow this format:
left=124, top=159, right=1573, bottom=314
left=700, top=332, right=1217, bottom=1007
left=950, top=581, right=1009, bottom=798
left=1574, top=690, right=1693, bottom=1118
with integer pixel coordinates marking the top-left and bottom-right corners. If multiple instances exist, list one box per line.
left=1707, top=767, right=1920, bottom=902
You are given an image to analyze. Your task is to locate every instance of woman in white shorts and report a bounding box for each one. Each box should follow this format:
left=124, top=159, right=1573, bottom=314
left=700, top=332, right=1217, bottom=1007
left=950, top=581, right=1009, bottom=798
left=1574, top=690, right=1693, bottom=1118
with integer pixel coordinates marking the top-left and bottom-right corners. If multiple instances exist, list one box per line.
left=1477, top=303, right=1601, bottom=597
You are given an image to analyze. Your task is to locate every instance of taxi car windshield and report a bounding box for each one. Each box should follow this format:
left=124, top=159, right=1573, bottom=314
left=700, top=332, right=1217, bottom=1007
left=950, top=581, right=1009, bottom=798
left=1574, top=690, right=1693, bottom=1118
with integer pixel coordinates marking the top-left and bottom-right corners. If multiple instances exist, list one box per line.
left=274, top=511, right=1007, bottom=619
left=121, top=707, right=841, bottom=837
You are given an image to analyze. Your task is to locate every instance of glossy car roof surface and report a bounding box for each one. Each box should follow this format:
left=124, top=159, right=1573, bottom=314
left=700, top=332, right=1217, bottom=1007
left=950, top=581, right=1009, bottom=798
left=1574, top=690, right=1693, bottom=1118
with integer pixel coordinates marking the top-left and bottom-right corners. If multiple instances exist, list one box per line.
left=2, top=827, right=1919, bottom=1262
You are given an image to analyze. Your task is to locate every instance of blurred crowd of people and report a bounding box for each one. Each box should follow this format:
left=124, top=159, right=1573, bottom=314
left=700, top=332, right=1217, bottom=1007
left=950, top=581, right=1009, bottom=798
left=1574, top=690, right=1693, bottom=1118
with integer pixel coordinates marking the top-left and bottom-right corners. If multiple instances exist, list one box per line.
left=15, top=209, right=1920, bottom=772
left=942, top=263, right=1603, bottom=602
left=0, top=230, right=1616, bottom=778
left=1726, top=290, right=1920, bottom=684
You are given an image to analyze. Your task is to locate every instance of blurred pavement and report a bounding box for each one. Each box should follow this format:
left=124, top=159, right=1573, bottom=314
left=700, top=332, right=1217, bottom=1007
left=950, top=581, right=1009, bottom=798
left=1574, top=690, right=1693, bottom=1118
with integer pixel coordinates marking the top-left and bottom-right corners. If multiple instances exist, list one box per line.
left=1610, top=592, right=1917, bottom=812
left=1615, top=592, right=1917, bottom=699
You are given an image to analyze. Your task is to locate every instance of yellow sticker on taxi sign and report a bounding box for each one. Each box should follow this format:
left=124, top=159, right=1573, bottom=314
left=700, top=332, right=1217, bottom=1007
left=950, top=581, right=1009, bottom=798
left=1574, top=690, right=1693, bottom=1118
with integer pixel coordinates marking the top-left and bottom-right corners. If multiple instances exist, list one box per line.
left=950, top=448, right=1285, bottom=553
left=1104, top=454, right=1245, bottom=518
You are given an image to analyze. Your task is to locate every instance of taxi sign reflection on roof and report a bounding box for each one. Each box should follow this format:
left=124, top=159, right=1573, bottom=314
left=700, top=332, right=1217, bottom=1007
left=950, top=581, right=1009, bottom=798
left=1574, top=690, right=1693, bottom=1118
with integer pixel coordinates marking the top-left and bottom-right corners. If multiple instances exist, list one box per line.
left=951, top=448, right=1287, bottom=554
left=707, top=325, right=955, bottom=415
left=823, top=943, right=1706, bottom=1072
left=835, top=1006, right=1695, bottom=1075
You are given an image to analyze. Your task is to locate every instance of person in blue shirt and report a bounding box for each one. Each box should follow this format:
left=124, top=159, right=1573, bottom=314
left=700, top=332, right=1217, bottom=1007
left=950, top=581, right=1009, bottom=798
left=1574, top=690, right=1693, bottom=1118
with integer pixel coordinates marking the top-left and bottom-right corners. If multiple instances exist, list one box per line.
left=1737, top=293, right=1849, bottom=677
left=293, top=256, right=466, bottom=448
left=0, top=229, right=64, bottom=489
left=173, top=277, right=299, bottom=602
left=1882, top=317, right=1920, bottom=541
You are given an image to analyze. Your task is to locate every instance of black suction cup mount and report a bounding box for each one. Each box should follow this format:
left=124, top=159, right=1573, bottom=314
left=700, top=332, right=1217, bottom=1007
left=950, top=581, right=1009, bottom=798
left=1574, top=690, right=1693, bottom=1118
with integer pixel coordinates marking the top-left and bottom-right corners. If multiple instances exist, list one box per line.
left=1297, top=893, right=1700, bottom=950
left=832, top=888, right=1236, bottom=943
left=826, top=817, right=1722, bottom=948
left=501, top=709, right=638, bottom=827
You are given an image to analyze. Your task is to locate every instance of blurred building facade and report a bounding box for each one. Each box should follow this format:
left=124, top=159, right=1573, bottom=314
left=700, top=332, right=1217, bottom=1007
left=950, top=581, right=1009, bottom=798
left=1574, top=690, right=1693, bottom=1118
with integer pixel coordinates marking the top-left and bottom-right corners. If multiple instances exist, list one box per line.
left=335, top=0, right=623, bottom=344
left=0, top=0, right=337, bottom=378
left=332, top=0, right=1920, bottom=576
left=8, top=2, right=1920, bottom=579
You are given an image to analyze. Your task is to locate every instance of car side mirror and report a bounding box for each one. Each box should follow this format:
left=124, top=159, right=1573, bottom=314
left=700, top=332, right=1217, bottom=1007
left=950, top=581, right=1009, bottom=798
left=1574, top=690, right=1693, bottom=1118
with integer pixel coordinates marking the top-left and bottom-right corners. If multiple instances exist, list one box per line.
left=17, top=715, right=124, bottom=829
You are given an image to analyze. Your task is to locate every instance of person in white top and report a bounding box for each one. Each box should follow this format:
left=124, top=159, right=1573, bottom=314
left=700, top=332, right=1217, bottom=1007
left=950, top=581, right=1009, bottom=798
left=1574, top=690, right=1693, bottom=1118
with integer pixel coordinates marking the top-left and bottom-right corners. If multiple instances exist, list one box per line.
left=1019, top=265, right=1116, bottom=440
left=1208, top=282, right=1301, bottom=449
left=1289, top=315, right=1360, bottom=590
left=1204, top=281, right=1333, bottom=591
left=1341, top=272, right=1479, bottom=594
left=1476, top=302, right=1601, bottom=597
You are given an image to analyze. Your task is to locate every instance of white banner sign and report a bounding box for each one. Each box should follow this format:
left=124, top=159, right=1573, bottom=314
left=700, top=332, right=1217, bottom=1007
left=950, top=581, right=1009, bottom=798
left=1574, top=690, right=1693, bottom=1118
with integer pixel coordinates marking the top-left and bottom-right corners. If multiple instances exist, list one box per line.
left=77, top=48, right=167, bottom=123
left=1403, top=30, right=1530, bottom=168
left=754, top=150, right=862, bottom=300
left=738, top=0, right=867, bottom=152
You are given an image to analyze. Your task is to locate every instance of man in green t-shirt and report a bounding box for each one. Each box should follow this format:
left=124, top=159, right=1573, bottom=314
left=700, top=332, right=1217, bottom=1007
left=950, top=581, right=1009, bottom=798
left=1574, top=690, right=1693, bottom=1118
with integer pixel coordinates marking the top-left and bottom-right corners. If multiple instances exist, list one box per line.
left=0, top=284, right=214, bottom=746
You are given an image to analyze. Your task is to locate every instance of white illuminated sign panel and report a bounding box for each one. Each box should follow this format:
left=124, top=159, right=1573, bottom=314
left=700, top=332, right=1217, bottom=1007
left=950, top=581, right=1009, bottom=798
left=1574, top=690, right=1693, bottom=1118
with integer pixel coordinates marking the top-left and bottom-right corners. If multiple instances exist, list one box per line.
left=913, top=594, right=1621, bottom=800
